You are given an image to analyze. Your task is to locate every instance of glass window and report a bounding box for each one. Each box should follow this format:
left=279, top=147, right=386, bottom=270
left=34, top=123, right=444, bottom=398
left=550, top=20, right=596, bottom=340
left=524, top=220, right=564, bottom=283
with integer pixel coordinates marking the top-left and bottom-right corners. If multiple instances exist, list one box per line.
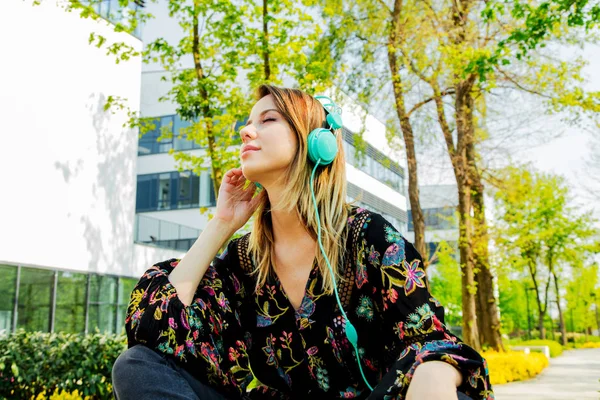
left=177, top=171, right=199, bottom=208
left=178, top=171, right=192, bottom=207
left=157, top=116, right=174, bottom=153
left=191, top=173, right=200, bottom=206
left=140, top=115, right=208, bottom=155
left=136, top=174, right=157, bottom=212
left=0, top=265, right=17, bottom=333
left=137, top=172, right=202, bottom=212
left=116, top=277, right=138, bottom=335
left=98, top=0, right=111, bottom=17
left=54, top=271, right=87, bottom=333
left=174, top=115, right=194, bottom=151
left=89, top=275, right=117, bottom=304
left=158, top=173, right=171, bottom=210
left=138, top=117, right=160, bottom=155
left=88, top=304, right=117, bottom=334
left=18, top=267, right=54, bottom=332
left=88, top=275, right=118, bottom=334
left=208, top=177, right=216, bottom=206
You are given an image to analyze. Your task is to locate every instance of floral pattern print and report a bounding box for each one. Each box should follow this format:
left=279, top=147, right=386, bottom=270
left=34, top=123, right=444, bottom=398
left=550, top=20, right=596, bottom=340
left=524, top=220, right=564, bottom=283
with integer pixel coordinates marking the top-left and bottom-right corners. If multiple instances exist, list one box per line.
left=124, top=207, right=493, bottom=399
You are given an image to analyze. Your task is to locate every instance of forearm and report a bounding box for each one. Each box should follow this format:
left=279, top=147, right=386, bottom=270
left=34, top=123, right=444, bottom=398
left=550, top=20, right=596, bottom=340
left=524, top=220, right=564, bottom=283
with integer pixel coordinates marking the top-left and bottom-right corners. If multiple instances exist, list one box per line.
left=168, top=217, right=236, bottom=306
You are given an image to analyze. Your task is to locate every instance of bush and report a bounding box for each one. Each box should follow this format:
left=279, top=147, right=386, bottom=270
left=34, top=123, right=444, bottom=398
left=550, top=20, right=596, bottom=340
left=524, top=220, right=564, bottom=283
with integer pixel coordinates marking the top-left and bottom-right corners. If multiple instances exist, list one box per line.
left=483, top=351, right=549, bottom=385
left=32, top=389, right=91, bottom=400
left=577, top=335, right=600, bottom=343
left=579, top=342, right=600, bottom=349
left=514, top=339, right=563, bottom=358
left=0, top=329, right=126, bottom=400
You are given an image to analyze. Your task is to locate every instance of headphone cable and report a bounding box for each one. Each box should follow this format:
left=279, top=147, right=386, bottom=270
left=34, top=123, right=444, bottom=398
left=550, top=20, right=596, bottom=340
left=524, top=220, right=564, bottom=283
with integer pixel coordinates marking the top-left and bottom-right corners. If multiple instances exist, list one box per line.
left=309, top=160, right=374, bottom=392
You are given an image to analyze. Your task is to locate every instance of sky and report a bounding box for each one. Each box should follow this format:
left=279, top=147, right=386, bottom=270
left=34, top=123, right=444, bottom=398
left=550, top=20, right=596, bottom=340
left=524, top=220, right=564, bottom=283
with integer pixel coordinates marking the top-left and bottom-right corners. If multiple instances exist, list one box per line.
left=521, top=43, right=599, bottom=215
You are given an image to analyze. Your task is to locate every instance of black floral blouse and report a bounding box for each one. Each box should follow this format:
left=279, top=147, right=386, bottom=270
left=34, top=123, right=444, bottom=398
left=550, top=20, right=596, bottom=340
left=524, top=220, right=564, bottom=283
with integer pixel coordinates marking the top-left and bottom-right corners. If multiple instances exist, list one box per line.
left=124, top=207, right=494, bottom=399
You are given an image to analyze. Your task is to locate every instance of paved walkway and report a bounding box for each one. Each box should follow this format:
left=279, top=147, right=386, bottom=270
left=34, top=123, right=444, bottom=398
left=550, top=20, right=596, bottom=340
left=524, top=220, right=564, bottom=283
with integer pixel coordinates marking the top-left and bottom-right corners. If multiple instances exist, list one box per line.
left=494, top=348, right=600, bottom=400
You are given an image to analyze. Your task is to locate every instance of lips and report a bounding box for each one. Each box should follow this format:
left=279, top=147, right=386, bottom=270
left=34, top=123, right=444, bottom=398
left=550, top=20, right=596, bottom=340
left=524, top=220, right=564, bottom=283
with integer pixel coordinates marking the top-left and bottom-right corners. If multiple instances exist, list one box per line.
left=241, top=145, right=260, bottom=156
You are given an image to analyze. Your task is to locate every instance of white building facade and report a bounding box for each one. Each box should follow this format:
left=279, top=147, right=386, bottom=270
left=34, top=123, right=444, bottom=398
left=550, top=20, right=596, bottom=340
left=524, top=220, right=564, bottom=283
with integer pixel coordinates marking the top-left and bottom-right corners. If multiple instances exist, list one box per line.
left=0, top=1, right=181, bottom=335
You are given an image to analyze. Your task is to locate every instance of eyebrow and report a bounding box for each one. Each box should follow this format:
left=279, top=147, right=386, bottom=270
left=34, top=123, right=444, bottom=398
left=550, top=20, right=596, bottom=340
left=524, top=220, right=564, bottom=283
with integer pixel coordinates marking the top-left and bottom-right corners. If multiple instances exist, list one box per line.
left=245, top=109, right=280, bottom=127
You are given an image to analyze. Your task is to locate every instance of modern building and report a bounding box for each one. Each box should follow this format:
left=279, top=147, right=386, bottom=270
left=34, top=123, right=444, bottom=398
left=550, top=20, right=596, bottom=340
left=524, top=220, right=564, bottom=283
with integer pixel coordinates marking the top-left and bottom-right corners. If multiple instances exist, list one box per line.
left=0, top=0, right=408, bottom=335
left=404, top=185, right=459, bottom=262
left=0, top=0, right=179, bottom=335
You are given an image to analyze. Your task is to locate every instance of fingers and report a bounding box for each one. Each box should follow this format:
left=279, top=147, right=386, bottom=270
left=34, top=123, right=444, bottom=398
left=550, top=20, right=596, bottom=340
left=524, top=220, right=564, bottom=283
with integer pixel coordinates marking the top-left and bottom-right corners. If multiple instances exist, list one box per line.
left=224, top=168, right=241, bottom=181
left=224, top=168, right=246, bottom=187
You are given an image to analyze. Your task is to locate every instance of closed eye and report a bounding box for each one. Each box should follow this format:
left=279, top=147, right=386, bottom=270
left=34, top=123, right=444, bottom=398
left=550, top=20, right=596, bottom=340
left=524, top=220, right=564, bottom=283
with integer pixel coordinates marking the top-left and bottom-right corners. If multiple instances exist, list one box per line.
left=262, top=118, right=276, bottom=123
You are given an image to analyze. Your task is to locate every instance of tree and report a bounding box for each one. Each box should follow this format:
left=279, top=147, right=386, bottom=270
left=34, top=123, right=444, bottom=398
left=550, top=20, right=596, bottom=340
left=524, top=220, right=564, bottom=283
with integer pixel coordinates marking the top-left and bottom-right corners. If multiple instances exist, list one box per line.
left=396, top=0, right=599, bottom=350
left=544, top=211, right=597, bottom=344
left=64, top=0, right=341, bottom=205
left=327, top=0, right=437, bottom=269
left=566, top=263, right=600, bottom=337
left=493, top=166, right=598, bottom=340
left=428, top=241, right=463, bottom=329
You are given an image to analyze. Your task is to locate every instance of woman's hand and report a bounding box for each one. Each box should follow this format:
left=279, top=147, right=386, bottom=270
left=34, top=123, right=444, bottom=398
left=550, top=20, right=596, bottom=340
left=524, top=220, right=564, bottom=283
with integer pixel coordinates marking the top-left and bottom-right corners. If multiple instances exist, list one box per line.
left=214, top=167, right=265, bottom=232
left=405, top=361, right=462, bottom=400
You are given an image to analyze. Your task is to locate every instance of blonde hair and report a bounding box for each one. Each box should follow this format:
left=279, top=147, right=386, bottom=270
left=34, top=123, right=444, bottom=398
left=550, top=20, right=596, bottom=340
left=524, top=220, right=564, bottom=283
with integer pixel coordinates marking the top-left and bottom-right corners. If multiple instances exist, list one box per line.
left=247, top=84, right=351, bottom=295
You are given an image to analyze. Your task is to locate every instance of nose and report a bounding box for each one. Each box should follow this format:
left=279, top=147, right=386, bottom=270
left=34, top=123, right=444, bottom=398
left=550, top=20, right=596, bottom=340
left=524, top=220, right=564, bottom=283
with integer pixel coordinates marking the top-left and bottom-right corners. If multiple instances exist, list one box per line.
left=239, top=124, right=257, bottom=143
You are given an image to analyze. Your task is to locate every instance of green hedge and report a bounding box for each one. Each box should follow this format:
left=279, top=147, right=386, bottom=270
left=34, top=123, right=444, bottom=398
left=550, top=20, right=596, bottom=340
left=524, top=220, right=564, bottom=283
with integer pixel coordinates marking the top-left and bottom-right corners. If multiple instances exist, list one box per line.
left=0, top=329, right=127, bottom=400
left=516, top=339, right=564, bottom=358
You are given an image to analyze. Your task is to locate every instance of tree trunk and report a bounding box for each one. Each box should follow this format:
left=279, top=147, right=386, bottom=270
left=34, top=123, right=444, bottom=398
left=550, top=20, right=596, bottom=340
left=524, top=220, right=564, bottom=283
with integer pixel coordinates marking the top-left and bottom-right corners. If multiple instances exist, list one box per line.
left=387, top=0, right=428, bottom=267
left=445, top=0, right=479, bottom=350
left=262, top=0, right=271, bottom=81
left=471, top=173, right=504, bottom=350
left=192, top=2, right=221, bottom=199
left=552, top=271, right=567, bottom=345
left=454, top=80, right=480, bottom=351
left=538, top=313, right=546, bottom=340
left=429, top=67, right=480, bottom=349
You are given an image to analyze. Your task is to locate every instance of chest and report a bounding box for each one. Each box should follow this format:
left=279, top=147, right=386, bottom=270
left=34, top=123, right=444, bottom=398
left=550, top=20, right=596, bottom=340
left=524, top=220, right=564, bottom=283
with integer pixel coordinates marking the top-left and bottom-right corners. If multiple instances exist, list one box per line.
left=273, top=245, right=316, bottom=310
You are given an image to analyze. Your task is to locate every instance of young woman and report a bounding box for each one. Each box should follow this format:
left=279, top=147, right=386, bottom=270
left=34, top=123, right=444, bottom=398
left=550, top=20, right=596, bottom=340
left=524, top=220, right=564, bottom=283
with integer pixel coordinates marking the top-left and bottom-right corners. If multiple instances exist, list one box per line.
left=112, top=85, right=493, bottom=400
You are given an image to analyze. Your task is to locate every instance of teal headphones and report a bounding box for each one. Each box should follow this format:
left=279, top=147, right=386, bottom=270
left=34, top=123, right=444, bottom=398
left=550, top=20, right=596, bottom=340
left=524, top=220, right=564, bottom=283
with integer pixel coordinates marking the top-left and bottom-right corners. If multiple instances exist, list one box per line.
left=307, top=95, right=343, bottom=166
left=307, top=95, right=375, bottom=392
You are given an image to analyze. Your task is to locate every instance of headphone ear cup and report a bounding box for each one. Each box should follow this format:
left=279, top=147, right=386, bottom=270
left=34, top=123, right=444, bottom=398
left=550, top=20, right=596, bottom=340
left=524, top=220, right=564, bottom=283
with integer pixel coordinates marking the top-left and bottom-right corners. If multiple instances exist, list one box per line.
left=308, top=128, right=338, bottom=165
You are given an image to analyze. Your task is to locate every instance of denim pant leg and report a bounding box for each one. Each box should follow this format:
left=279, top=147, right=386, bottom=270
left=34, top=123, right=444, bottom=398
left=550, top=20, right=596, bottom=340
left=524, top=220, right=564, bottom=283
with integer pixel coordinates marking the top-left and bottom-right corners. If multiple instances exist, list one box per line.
left=112, top=344, right=230, bottom=400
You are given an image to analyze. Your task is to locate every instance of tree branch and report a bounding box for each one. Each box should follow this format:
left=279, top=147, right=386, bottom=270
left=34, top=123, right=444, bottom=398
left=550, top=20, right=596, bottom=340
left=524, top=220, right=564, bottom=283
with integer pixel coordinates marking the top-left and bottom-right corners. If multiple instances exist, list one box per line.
left=496, top=67, right=554, bottom=99
left=375, top=0, right=393, bottom=15
left=407, top=88, right=456, bottom=117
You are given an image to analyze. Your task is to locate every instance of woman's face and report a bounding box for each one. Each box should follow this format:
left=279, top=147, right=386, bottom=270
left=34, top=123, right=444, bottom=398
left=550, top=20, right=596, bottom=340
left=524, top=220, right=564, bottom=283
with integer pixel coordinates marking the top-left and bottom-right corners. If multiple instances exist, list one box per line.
left=239, top=94, right=298, bottom=185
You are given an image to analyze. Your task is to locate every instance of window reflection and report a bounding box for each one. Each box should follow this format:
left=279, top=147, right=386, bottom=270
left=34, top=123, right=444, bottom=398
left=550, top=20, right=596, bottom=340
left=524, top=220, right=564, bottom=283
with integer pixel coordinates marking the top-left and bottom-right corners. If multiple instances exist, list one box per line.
left=136, top=171, right=204, bottom=212
left=0, top=265, right=17, bottom=332
left=55, top=271, right=87, bottom=333
left=17, top=268, right=53, bottom=332
left=2, top=263, right=143, bottom=334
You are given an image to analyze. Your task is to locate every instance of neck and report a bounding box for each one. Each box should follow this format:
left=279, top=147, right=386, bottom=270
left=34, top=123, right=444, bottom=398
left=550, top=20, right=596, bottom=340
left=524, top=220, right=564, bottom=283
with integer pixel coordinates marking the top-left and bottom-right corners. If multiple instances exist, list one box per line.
left=265, top=184, right=315, bottom=248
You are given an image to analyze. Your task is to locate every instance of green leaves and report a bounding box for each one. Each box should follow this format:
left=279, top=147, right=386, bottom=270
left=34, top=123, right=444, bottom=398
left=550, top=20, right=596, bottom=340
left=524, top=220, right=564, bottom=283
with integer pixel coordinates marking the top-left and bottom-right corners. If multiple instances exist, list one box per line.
left=0, top=329, right=127, bottom=399
left=479, top=0, right=600, bottom=75
left=492, top=165, right=599, bottom=337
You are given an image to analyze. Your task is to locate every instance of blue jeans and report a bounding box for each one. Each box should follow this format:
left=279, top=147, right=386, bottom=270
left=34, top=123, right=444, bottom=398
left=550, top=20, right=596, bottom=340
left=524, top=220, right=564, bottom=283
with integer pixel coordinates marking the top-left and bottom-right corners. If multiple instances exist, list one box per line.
left=112, top=344, right=474, bottom=399
left=112, top=344, right=230, bottom=400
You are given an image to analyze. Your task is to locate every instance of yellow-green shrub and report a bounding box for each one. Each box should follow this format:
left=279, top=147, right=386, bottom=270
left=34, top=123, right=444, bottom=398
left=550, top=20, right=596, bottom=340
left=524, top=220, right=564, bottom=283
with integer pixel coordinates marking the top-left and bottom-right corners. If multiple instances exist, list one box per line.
left=515, top=339, right=563, bottom=357
left=580, top=342, right=600, bottom=349
left=483, top=351, right=549, bottom=385
left=32, top=389, right=93, bottom=400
